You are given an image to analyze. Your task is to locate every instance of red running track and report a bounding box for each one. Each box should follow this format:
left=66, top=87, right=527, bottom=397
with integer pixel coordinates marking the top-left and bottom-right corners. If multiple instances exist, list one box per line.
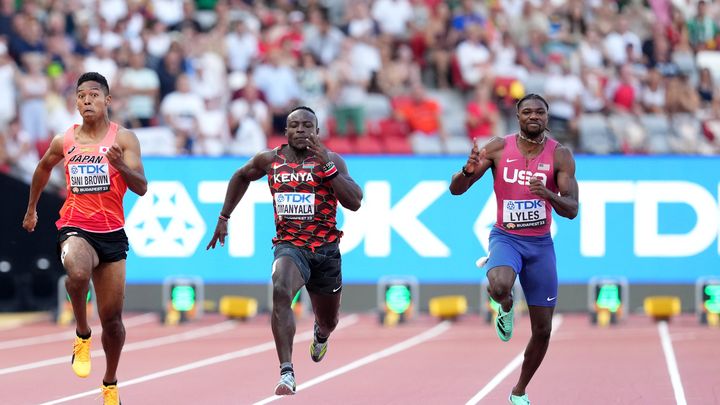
left=0, top=312, right=718, bottom=404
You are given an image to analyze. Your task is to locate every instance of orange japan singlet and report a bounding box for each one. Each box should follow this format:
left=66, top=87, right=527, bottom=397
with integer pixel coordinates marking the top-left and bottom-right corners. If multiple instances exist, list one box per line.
left=56, top=122, right=127, bottom=232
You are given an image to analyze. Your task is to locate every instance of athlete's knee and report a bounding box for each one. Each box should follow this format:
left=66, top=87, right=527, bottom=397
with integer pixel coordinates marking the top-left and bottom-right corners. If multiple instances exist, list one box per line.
left=531, top=322, right=552, bottom=341
left=316, top=314, right=339, bottom=333
left=99, top=311, right=124, bottom=334
left=488, top=283, right=512, bottom=301
left=272, top=283, right=295, bottom=307
left=64, top=266, right=92, bottom=286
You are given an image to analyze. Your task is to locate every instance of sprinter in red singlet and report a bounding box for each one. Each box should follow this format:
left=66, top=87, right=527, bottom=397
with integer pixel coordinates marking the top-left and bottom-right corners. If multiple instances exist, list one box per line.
left=22, top=72, right=147, bottom=405
left=449, top=94, right=579, bottom=405
left=206, top=106, right=363, bottom=395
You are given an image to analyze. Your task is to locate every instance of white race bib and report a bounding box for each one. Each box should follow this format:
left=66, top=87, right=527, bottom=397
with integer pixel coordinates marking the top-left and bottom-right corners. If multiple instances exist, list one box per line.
left=275, top=192, right=315, bottom=220
left=502, top=199, right=546, bottom=230
left=69, top=163, right=111, bottom=194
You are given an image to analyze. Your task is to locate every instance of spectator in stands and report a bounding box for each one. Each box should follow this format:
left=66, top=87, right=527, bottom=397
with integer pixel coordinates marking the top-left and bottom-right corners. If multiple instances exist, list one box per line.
left=665, top=72, right=700, bottom=114
left=544, top=56, right=583, bottom=148
left=159, top=73, right=204, bottom=154
left=225, top=18, right=260, bottom=74
left=456, top=21, right=491, bottom=89
left=0, top=117, right=38, bottom=183
left=686, top=0, right=719, bottom=50
left=371, top=0, right=413, bottom=39
left=17, top=52, right=49, bottom=144
left=640, top=68, right=667, bottom=114
left=254, top=47, right=301, bottom=136
left=393, top=82, right=448, bottom=150
left=606, top=64, right=641, bottom=114
left=297, top=51, right=332, bottom=132
left=228, top=76, right=269, bottom=156
left=465, top=80, right=499, bottom=141
left=423, top=1, right=453, bottom=89
left=328, top=38, right=369, bottom=137
left=604, top=17, right=642, bottom=66
left=0, top=40, right=17, bottom=133
left=304, top=7, right=345, bottom=66
left=117, top=51, right=160, bottom=128
left=697, top=67, right=717, bottom=112
left=156, top=45, right=187, bottom=100
left=376, top=43, right=421, bottom=98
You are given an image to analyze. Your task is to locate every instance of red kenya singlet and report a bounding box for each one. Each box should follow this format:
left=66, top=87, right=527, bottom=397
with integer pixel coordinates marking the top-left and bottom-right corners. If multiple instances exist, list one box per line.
left=493, top=134, right=559, bottom=236
left=267, top=146, right=342, bottom=249
left=56, top=122, right=127, bottom=232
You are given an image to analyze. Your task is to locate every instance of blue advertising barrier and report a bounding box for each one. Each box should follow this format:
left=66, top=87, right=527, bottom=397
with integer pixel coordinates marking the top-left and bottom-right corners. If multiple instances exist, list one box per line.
left=123, top=156, right=720, bottom=285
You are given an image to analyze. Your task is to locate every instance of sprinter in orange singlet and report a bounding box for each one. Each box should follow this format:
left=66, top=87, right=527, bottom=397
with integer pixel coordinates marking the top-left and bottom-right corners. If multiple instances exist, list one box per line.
left=23, top=72, right=147, bottom=405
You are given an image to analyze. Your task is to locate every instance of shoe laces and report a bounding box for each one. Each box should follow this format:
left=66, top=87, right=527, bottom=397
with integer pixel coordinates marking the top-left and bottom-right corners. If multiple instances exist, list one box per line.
left=73, top=338, right=90, bottom=362
left=99, top=385, right=119, bottom=404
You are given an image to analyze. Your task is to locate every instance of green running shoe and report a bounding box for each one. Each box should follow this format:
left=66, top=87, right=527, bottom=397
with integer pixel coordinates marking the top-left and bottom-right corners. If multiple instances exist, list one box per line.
left=495, top=305, right=514, bottom=342
left=509, top=393, right=530, bottom=404
left=309, top=323, right=328, bottom=363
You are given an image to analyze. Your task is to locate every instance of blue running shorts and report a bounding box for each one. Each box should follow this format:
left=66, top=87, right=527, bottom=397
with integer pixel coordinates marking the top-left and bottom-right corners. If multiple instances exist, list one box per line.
left=485, top=227, right=558, bottom=307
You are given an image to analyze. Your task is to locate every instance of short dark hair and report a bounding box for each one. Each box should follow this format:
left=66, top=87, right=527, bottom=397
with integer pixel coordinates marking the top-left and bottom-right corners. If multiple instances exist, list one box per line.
left=287, top=105, right=318, bottom=126
left=76, top=72, right=110, bottom=95
left=516, top=93, right=549, bottom=111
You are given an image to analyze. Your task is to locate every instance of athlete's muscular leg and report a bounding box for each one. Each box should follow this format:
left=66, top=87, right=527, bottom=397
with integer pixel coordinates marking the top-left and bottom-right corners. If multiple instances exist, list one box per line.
left=92, top=260, right=126, bottom=384
left=513, top=305, right=554, bottom=396
left=271, top=257, right=306, bottom=364
left=309, top=292, right=341, bottom=339
left=486, top=266, right=517, bottom=312
left=60, top=237, right=99, bottom=336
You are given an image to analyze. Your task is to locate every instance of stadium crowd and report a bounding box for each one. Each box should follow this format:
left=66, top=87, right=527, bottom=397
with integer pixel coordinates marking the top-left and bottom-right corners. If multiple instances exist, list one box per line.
left=2, top=0, right=720, bottom=183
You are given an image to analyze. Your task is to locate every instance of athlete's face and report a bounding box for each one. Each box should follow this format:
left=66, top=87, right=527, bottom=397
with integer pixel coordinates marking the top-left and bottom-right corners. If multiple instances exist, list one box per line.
left=76, top=81, right=110, bottom=119
left=285, top=110, right=319, bottom=150
left=517, top=99, right=548, bottom=138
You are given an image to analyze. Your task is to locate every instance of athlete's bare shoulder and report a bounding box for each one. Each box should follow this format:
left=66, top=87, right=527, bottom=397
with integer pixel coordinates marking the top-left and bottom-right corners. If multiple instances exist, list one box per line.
left=480, top=135, right=506, bottom=162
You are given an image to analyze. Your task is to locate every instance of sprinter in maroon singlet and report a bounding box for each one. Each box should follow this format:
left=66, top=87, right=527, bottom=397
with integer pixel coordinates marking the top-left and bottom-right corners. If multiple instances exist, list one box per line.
left=206, top=106, right=363, bottom=395
left=450, top=94, right=579, bottom=405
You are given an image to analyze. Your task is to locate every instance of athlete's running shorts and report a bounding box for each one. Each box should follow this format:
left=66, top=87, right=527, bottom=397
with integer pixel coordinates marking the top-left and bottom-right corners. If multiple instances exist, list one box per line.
left=57, top=227, right=129, bottom=263
left=485, top=227, right=557, bottom=307
left=273, top=242, right=342, bottom=295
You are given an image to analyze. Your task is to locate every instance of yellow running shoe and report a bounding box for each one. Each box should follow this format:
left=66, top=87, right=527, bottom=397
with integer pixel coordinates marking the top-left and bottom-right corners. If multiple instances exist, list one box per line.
left=71, top=336, right=91, bottom=377
left=100, top=384, right=121, bottom=405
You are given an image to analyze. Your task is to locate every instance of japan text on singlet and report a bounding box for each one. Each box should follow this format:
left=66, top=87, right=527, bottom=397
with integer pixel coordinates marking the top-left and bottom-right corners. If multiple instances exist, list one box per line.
left=267, top=146, right=342, bottom=249
left=56, top=122, right=127, bottom=233
left=493, top=134, right=559, bottom=236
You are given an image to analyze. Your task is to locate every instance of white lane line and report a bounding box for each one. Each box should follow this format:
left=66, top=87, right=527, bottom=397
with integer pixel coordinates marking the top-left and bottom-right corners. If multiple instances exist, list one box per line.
left=464, top=315, right=564, bottom=405
left=0, top=319, right=236, bottom=376
left=0, top=313, right=156, bottom=351
left=252, top=320, right=452, bottom=405
left=36, top=314, right=359, bottom=405
left=658, top=321, right=687, bottom=405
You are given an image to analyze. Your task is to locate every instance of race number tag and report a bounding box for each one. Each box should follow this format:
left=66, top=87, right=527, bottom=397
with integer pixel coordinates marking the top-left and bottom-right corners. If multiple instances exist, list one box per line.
left=275, top=192, right=315, bottom=220
left=502, top=199, right=546, bottom=230
left=69, top=163, right=111, bottom=194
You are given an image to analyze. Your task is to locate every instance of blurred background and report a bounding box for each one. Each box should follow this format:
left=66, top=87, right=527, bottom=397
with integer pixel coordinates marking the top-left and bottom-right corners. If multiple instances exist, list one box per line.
left=1, top=0, right=719, bottom=320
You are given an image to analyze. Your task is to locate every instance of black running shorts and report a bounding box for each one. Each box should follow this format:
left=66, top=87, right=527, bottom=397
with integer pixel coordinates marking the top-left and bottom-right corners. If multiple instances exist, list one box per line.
left=57, top=227, right=129, bottom=263
left=273, top=243, right=342, bottom=295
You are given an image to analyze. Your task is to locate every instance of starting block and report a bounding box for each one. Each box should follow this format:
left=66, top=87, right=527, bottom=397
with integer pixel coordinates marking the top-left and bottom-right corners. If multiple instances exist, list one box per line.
left=644, top=296, right=681, bottom=321
left=219, top=296, right=258, bottom=320
left=429, top=295, right=467, bottom=321
left=588, top=277, right=628, bottom=326
left=377, top=276, right=419, bottom=326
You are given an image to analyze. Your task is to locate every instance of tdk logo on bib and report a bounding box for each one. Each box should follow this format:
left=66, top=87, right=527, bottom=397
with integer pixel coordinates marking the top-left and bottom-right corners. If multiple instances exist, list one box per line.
left=275, top=192, right=315, bottom=220
left=125, top=181, right=206, bottom=257
left=277, top=193, right=312, bottom=204
left=71, top=164, right=107, bottom=174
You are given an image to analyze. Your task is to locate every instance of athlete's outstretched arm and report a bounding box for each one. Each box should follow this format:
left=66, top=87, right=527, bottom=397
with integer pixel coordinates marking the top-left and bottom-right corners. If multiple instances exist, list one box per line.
left=23, top=134, right=65, bottom=232
left=206, top=151, right=273, bottom=249
left=327, top=153, right=363, bottom=211
left=449, top=136, right=502, bottom=195
left=112, top=129, right=148, bottom=196
left=529, top=146, right=578, bottom=219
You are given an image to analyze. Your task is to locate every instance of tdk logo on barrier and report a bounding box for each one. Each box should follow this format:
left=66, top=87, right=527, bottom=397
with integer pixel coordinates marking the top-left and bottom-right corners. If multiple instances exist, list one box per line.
left=277, top=193, right=312, bottom=203
left=71, top=164, right=107, bottom=174
left=125, top=181, right=206, bottom=257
